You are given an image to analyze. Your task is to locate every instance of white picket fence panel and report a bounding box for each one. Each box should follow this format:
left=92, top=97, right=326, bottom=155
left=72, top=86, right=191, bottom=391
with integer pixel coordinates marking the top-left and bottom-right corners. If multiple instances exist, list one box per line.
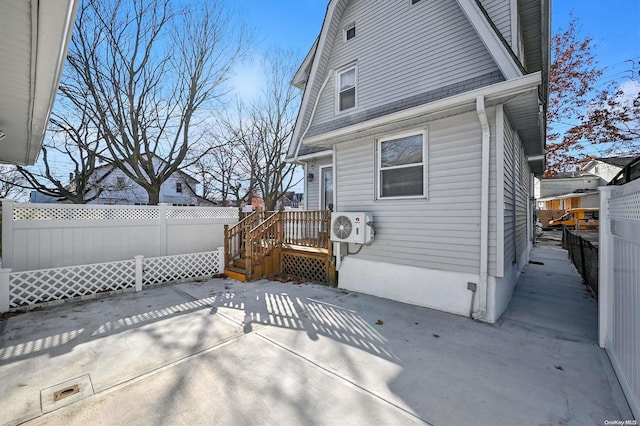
left=599, top=179, right=640, bottom=420
left=0, top=248, right=224, bottom=311
left=1, top=201, right=238, bottom=272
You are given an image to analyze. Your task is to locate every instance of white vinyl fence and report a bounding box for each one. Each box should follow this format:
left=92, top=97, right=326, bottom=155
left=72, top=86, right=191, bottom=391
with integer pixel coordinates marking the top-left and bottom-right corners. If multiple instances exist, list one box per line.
left=0, top=249, right=224, bottom=312
left=599, top=180, right=640, bottom=420
left=1, top=200, right=238, bottom=272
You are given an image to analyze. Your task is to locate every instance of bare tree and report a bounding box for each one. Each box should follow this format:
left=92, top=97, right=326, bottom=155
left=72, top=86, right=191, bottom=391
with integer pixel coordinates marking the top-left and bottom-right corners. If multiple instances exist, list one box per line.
left=61, top=0, right=246, bottom=204
left=193, top=142, right=250, bottom=206
left=0, top=166, right=27, bottom=200
left=11, top=103, right=110, bottom=204
left=219, top=50, right=301, bottom=211
left=546, top=16, right=640, bottom=175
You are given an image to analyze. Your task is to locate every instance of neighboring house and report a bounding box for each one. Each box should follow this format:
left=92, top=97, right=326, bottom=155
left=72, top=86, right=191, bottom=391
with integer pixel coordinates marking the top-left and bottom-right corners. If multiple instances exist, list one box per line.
left=581, top=155, right=637, bottom=185
left=287, top=0, right=550, bottom=322
left=31, top=157, right=213, bottom=206
left=534, top=156, right=637, bottom=225
left=535, top=172, right=600, bottom=211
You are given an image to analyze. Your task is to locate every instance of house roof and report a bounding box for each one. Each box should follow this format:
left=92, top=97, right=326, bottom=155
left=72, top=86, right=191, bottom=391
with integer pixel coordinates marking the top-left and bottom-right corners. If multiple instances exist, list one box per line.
left=537, top=190, right=599, bottom=202
left=287, top=0, right=549, bottom=173
left=0, top=0, right=79, bottom=166
left=541, top=171, right=599, bottom=180
left=92, top=155, right=200, bottom=184
left=590, top=156, right=637, bottom=168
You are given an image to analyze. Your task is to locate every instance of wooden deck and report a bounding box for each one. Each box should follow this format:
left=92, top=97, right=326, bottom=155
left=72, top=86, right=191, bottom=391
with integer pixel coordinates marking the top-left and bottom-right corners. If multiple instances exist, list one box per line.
left=224, top=210, right=334, bottom=285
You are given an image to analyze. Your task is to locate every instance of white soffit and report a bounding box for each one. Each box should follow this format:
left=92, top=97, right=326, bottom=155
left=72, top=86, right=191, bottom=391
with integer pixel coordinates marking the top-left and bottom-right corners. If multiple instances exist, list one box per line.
left=0, top=0, right=78, bottom=165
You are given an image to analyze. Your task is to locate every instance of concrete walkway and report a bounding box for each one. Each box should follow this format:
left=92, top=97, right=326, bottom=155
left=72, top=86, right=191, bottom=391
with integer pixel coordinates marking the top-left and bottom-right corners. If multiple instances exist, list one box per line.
left=0, top=244, right=633, bottom=425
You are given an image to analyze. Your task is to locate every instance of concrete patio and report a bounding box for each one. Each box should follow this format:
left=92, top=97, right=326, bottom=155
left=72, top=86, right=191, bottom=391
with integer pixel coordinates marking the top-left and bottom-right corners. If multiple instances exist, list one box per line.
left=0, top=243, right=633, bottom=425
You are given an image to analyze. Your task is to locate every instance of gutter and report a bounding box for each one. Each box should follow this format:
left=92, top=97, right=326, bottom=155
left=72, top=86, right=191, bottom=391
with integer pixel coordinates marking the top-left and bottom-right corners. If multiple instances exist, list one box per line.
left=473, top=95, right=490, bottom=320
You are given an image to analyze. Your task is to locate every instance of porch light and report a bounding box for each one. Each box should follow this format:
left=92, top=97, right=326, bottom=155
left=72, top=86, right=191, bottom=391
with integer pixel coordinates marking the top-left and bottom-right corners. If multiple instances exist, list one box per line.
left=307, top=173, right=314, bottom=182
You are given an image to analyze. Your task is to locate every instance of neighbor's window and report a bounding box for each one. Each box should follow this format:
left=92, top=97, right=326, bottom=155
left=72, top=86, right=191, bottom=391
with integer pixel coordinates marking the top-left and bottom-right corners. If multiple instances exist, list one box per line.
left=345, top=24, right=356, bottom=41
left=411, top=0, right=422, bottom=4
left=176, top=182, right=183, bottom=193
left=116, top=176, right=125, bottom=187
left=337, top=66, right=356, bottom=112
left=378, top=131, right=426, bottom=198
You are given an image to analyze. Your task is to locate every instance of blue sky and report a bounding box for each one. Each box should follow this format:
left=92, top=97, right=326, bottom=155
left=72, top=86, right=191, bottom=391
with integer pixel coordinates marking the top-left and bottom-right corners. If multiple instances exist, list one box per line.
left=235, top=0, right=640, bottom=91
left=234, top=0, right=640, bottom=188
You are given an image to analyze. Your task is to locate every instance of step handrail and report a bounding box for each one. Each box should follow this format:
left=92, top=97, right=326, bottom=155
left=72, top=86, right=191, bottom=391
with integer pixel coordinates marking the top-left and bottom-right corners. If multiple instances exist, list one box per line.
left=245, top=211, right=283, bottom=280
left=223, top=211, right=262, bottom=269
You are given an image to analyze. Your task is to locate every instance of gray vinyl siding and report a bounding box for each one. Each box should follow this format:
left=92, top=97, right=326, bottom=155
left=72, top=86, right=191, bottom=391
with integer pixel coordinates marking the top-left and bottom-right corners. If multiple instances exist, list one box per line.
left=479, top=0, right=512, bottom=47
left=305, top=157, right=333, bottom=210
left=503, top=112, right=529, bottom=267
left=335, top=110, right=497, bottom=276
left=304, top=0, right=501, bottom=136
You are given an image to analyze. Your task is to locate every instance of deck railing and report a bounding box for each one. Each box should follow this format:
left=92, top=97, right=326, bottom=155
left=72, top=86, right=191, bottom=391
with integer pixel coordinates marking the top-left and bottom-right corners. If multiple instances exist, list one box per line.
left=282, top=210, right=331, bottom=249
left=246, top=211, right=283, bottom=279
left=224, top=211, right=262, bottom=269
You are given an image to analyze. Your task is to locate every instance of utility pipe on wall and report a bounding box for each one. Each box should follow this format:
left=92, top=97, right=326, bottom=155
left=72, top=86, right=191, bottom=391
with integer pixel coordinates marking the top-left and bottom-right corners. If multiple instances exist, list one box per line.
left=474, top=95, right=490, bottom=320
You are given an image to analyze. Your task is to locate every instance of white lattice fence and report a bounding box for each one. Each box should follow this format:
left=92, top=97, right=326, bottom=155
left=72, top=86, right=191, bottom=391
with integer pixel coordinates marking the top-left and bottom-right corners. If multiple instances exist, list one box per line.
left=8, top=260, right=136, bottom=308
left=1, top=248, right=225, bottom=311
left=599, top=179, right=640, bottom=419
left=143, top=251, right=221, bottom=286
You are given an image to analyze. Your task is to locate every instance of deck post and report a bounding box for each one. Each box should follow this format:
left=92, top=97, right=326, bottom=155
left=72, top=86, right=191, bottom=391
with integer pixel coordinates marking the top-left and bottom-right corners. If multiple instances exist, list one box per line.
left=223, top=224, right=230, bottom=270
left=134, top=255, right=144, bottom=292
left=0, top=268, right=11, bottom=313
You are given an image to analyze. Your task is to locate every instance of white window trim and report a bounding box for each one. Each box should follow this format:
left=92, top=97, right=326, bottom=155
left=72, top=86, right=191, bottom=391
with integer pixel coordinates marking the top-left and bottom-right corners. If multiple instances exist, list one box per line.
left=375, top=128, right=428, bottom=200
left=335, top=64, right=357, bottom=114
left=318, top=165, right=333, bottom=210
left=344, top=23, right=356, bottom=42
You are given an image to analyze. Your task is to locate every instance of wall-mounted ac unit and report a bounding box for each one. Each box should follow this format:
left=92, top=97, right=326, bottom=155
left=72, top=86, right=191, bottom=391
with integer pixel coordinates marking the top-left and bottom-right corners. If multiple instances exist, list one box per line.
left=330, top=212, right=374, bottom=244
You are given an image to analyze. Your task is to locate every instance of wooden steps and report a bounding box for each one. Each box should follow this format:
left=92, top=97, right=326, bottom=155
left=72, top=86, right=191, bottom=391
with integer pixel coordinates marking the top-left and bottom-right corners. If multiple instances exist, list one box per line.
left=224, top=265, right=247, bottom=282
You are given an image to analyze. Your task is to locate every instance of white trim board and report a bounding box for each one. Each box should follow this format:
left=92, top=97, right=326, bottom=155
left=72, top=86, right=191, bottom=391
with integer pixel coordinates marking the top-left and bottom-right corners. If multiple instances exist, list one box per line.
left=455, top=0, right=522, bottom=80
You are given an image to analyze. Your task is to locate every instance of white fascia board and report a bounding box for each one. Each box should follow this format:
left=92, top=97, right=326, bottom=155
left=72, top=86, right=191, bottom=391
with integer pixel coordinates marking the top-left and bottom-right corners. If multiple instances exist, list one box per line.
left=304, top=72, right=541, bottom=146
left=538, top=192, right=599, bottom=202
left=296, top=150, right=333, bottom=162
left=291, top=38, right=319, bottom=89
left=28, top=0, right=79, bottom=165
left=288, top=0, right=342, bottom=159
left=455, top=0, right=522, bottom=80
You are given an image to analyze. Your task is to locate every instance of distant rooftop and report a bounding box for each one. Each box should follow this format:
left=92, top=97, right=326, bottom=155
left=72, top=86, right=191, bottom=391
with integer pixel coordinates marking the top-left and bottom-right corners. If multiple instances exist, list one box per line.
left=592, top=155, right=637, bottom=168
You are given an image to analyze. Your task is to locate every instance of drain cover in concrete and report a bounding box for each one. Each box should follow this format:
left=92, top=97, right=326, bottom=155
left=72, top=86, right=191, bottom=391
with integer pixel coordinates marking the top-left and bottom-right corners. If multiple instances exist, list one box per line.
left=41, top=374, right=94, bottom=414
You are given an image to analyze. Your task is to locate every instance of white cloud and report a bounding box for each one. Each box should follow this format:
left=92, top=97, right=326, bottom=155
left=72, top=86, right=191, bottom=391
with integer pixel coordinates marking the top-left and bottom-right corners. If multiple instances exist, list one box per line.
left=229, top=57, right=266, bottom=103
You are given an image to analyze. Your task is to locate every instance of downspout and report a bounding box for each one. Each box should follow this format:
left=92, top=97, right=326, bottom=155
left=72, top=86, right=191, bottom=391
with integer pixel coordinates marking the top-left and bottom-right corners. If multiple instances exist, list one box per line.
left=332, top=143, right=342, bottom=271
left=473, top=95, right=490, bottom=320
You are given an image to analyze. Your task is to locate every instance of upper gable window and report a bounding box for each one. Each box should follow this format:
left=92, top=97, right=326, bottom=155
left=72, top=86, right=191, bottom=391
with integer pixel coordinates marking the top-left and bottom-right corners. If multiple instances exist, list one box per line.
left=377, top=131, right=427, bottom=199
left=344, top=24, right=356, bottom=41
left=176, top=182, right=183, bottom=193
left=337, top=66, right=356, bottom=112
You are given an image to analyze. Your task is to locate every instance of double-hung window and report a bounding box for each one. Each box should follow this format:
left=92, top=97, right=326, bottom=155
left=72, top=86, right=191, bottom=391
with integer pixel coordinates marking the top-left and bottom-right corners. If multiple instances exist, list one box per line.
left=337, top=66, right=356, bottom=112
left=377, top=131, right=427, bottom=198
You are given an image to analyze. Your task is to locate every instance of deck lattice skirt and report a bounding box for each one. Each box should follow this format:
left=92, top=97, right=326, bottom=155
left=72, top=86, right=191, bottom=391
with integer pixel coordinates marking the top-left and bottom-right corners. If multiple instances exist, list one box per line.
left=281, top=251, right=333, bottom=285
